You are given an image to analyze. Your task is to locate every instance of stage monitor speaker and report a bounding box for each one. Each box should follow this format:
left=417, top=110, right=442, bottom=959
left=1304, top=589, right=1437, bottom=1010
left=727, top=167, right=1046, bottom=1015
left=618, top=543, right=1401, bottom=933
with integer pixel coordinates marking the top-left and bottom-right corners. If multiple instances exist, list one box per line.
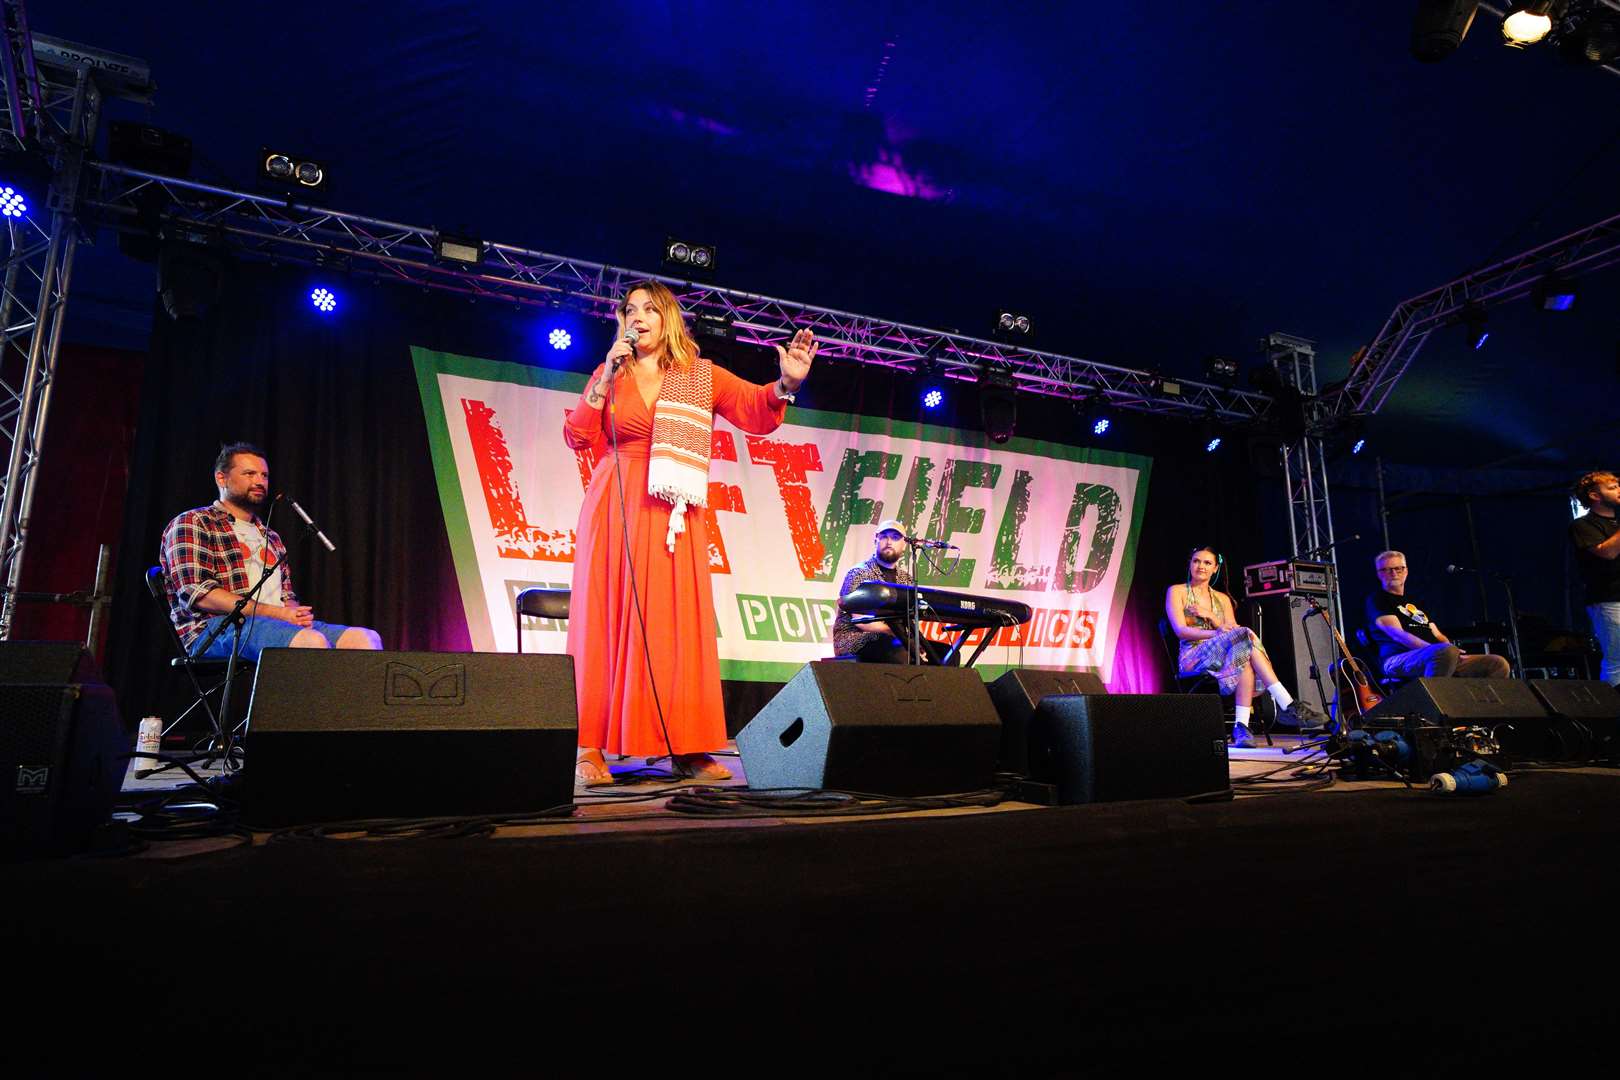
left=986, top=668, right=1106, bottom=775
left=1253, top=595, right=1336, bottom=723
left=1, top=642, right=125, bottom=860
left=242, top=650, right=579, bottom=827
left=735, top=661, right=1001, bottom=796
left=1028, top=694, right=1228, bottom=805
left=1364, top=677, right=1547, bottom=726
left=1525, top=679, right=1620, bottom=759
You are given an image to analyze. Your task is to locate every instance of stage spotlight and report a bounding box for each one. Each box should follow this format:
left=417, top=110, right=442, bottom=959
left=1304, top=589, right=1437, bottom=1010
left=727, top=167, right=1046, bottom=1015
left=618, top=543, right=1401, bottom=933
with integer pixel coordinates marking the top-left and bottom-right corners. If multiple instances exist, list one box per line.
left=1205, top=436, right=1223, bottom=453
left=1412, top=0, right=1480, bottom=61
left=548, top=328, right=572, bottom=351
left=1460, top=301, right=1490, bottom=349
left=664, top=236, right=716, bottom=272
left=0, top=185, right=25, bottom=218
left=1092, top=416, right=1112, bottom=436
left=979, top=365, right=1017, bottom=443
left=1558, top=11, right=1620, bottom=62
left=922, top=387, right=944, bottom=410
left=1205, top=355, right=1239, bottom=382
left=1533, top=273, right=1577, bottom=311
left=261, top=147, right=328, bottom=191
left=1074, top=392, right=1114, bottom=438
left=310, top=287, right=337, bottom=313
left=1352, top=437, right=1367, bottom=455
left=435, top=230, right=484, bottom=266
left=1502, top=3, right=1555, bottom=47
left=993, top=309, right=1034, bottom=343
left=158, top=233, right=228, bottom=321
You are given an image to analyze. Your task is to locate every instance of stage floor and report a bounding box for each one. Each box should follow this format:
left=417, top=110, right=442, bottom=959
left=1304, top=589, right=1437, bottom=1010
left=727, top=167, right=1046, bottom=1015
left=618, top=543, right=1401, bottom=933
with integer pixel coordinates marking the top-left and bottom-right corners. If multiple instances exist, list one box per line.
left=114, top=732, right=1462, bottom=851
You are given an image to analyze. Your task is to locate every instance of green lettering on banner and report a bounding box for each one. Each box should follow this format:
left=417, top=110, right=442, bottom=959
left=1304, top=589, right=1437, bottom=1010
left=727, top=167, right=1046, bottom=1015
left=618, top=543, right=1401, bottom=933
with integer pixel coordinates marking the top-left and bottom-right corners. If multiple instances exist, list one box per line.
left=918, top=459, right=1001, bottom=586
left=986, top=469, right=1051, bottom=592
left=805, top=598, right=838, bottom=645
left=772, top=596, right=815, bottom=643
left=736, top=594, right=780, bottom=641
left=1057, top=483, right=1122, bottom=593
left=814, top=448, right=901, bottom=581
left=897, top=455, right=935, bottom=533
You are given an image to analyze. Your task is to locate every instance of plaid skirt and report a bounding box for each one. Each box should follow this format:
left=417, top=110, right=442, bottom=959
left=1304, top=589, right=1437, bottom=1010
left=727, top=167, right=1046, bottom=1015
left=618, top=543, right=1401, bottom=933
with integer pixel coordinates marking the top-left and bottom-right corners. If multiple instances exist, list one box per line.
left=1178, top=626, right=1257, bottom=695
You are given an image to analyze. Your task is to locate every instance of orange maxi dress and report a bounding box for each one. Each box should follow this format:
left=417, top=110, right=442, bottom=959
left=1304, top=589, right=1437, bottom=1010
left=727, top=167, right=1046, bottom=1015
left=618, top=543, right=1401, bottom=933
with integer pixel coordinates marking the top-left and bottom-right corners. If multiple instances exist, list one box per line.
left=563, top=363, right=787, bottom=756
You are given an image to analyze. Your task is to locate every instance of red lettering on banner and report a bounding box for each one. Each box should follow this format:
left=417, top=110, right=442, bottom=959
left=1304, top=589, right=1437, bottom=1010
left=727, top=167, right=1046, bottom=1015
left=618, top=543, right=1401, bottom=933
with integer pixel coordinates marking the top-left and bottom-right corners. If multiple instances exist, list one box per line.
left=705, top=483, right=747, bottom=573
left=573, top=444, right=603, bottom=491
left=746, top=436, right=825, bottom=578
left=463, top=398, right=575, bottom=561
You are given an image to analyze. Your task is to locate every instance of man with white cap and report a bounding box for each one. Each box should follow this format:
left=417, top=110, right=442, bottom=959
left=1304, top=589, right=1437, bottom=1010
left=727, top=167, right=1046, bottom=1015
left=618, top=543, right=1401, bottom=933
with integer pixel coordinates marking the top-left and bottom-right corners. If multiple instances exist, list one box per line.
left=830, top=519, right=953, bottom=664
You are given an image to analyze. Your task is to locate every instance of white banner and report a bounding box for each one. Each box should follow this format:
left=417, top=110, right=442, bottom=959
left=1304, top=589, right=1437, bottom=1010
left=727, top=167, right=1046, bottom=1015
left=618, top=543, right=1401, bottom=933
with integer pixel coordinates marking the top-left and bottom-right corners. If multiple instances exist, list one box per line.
left=414, top=348, right=1152, bottom=681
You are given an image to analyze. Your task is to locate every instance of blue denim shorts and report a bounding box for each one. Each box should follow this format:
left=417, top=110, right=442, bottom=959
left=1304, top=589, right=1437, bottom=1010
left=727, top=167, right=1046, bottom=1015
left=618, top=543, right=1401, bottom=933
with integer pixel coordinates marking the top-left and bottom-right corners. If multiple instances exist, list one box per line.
left=190, top=615, right=352, bottom=662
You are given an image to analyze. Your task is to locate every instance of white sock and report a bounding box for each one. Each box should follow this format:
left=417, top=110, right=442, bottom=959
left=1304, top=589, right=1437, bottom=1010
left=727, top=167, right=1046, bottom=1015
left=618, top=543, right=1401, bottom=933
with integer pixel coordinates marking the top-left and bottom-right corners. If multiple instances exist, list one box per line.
left=1265, top=682, right=1294, bottom=710
left=1234, top=705, right=1253, bottom=729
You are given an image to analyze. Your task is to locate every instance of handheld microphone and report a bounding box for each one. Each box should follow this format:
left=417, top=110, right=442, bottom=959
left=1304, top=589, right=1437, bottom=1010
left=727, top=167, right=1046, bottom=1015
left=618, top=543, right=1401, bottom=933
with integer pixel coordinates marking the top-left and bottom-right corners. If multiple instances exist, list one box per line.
left=1445, top=563, right=1475, bottom=575
left=612, top=327, right=640, bottom=371
left=288, top=499, right=337, bottom=553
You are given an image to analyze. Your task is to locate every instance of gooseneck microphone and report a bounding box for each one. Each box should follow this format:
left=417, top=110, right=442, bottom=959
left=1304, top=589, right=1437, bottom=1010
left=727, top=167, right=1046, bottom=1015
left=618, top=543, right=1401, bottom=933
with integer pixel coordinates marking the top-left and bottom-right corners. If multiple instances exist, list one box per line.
left=289, top=499, right=337, bottom=553
left=905, top=534, right=956, bottom=550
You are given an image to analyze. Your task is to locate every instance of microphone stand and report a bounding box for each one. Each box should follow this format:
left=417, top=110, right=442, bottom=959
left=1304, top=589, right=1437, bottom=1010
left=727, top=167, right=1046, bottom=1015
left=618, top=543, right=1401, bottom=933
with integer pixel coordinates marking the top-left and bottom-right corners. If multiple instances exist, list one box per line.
left=1498, top=573, right=1526, bottom=679
left=905, top=540, right=923, bottom=665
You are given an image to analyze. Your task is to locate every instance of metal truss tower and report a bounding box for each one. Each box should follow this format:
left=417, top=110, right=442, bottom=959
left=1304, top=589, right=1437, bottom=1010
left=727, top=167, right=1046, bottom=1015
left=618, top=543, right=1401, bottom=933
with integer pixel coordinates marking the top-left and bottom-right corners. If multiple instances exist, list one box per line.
left=0, top=6, right=103, bottom=637
left=1269, top=332, right=1346, bottom=632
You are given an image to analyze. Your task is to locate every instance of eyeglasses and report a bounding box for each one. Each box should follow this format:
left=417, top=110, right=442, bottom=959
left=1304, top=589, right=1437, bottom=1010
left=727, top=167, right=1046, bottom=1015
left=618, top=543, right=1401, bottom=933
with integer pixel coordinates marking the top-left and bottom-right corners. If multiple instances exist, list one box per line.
left=1376, top=566, right=1408, bottom=574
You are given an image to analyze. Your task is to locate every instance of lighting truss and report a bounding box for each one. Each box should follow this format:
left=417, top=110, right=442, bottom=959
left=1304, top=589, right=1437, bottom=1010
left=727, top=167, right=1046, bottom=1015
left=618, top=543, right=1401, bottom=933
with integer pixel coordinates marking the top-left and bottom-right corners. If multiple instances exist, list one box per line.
left=1328, top=207, right=1620, bottom=420
left=0, top=4, right=103, bottom=637
left=80, top=161, right=1278, bottom=425
left=1269, top=333, right=1346, bottom=637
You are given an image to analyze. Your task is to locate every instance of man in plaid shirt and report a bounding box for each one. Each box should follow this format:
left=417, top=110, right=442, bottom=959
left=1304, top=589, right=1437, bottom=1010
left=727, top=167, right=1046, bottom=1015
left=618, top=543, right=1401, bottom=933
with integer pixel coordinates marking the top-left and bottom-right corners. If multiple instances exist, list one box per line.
left=160, top=443, right=381, bottom=660
left=831, top=519, right=954, bottom=665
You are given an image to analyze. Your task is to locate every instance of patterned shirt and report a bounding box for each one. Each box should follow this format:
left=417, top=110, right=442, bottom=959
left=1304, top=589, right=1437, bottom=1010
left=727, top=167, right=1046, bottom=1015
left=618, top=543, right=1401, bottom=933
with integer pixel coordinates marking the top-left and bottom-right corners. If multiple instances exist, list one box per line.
left=831, top=556, right=915, bottom=657
left=160, top=502, right=294, bottom=649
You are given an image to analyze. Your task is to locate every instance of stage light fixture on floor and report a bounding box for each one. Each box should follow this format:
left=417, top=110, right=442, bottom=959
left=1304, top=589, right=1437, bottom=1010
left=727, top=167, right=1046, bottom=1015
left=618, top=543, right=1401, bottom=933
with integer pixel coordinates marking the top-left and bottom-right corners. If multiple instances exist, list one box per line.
left=1533, top=273, right=1577, bottom=311
left=664, top=236, right=716, bottom=272
left=548, top=328, right=572, bottom=351
left=435, top=230, right=484, bottom=266
left=1412, top=0, right=1480, bottom=60
left=310, top=287, right=337, bottom=313
left=1460, top=300, right=1490, bottom=349
left=1502, top=3, right=1555, bottom=47
left=0, top=185, right=25, bottom=218
left=261, top=147, right=327, bottom=192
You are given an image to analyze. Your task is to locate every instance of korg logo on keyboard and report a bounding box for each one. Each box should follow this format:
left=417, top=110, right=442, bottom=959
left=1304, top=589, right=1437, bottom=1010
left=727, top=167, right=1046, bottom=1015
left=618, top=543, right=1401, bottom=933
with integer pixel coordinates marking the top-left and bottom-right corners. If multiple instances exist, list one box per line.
left=883, top=670, right=932, bottom=705
left=384, top=662, right=467, bottom=706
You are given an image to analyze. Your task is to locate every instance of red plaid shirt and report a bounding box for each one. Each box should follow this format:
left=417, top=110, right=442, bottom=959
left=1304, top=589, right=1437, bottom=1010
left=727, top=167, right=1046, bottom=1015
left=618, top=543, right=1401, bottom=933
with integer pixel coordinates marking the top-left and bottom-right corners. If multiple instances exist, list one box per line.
left=160, top=502, right=295, bottom=649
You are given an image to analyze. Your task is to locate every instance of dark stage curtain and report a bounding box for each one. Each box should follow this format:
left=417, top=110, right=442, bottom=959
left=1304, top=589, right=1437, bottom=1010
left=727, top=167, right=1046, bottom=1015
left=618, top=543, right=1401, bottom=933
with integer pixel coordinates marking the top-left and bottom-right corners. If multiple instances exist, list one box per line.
left=103, top=259, right=1273, bottom=727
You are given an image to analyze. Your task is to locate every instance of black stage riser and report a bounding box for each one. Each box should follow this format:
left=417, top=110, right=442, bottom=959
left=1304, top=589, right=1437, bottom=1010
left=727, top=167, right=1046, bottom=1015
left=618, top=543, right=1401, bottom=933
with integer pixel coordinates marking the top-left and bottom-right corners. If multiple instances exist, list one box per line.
left=986, top=667, right=1106, bottom=775
left=0, top=643, right=124, bottom=860
left=1029, top=693, right=1228, bottom=805
left=243, top=649, right=578, bottom=827
left=735, top=662, right=1001, bottom=796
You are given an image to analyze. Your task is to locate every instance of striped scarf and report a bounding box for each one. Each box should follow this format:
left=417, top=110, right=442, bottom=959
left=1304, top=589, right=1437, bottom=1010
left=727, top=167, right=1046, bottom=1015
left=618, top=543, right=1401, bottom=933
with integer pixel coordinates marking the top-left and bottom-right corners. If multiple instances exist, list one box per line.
left=647, top=356, right=714, bottom=551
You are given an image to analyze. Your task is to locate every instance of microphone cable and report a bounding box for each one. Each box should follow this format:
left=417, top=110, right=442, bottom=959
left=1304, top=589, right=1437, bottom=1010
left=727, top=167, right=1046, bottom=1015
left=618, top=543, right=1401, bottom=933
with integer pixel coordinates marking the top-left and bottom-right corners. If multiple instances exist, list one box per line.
left=602, top=348, right=679, bottom=770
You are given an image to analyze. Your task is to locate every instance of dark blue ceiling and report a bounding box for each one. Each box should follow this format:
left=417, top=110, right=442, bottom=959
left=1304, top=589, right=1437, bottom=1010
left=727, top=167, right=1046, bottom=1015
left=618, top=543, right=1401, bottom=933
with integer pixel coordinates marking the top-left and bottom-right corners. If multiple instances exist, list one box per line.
left=49, top=1, right=1620, bottom=469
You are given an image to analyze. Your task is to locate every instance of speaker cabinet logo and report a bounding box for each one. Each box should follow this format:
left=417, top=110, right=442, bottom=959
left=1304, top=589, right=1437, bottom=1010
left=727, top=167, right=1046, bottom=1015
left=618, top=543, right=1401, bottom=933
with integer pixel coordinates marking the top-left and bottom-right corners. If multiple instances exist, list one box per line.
left=883, top=671, right=932, bottom=704
left=384, top=662, right=467, bottom=706
left=15, top=765, right=48, bottom=794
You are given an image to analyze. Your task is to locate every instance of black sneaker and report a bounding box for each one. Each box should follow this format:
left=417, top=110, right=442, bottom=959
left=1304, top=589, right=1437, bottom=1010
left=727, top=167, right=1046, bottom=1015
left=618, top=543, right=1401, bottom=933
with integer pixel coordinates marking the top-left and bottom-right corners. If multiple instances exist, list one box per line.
left=1282, top=700, right=1330, bottom=730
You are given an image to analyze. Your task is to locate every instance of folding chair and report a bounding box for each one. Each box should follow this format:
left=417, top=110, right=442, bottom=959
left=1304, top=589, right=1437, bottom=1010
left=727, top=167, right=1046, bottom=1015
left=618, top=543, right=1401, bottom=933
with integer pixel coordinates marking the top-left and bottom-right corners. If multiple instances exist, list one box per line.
left=144, top=565, right=254, bottom=750
left=514, top=587, right=571, bottom=652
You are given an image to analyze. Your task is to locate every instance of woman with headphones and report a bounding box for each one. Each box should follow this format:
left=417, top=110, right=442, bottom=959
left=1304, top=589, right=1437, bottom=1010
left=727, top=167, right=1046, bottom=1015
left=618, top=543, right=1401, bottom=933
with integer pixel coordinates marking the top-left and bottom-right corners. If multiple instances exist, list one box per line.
left=1165, top=546, right=1328, bottom=747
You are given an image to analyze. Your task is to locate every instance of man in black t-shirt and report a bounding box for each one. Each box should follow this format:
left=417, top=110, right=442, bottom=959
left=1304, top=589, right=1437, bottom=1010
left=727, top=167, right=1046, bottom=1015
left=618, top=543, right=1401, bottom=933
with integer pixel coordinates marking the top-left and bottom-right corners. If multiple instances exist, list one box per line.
left=1365, top=550, right=1510, bottom=680
left=1570, top=471, right=1620, bottom=685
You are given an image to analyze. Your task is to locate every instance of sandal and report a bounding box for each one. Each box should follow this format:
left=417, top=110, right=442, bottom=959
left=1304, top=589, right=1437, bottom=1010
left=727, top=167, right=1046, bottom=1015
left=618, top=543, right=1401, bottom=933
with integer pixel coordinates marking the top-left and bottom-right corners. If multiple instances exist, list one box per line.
left=575, top=749, right=614, bottom=787
left=672, top=753, right=732, bottom=782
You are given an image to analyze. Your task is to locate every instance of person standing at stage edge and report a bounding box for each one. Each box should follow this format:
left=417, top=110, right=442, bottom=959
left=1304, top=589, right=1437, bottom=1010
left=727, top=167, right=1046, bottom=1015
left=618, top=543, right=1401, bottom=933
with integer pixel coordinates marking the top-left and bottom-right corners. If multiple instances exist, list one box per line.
left=563, top=281, right=815, bottom=786
left=1570, top=470, right=1620, bottom=685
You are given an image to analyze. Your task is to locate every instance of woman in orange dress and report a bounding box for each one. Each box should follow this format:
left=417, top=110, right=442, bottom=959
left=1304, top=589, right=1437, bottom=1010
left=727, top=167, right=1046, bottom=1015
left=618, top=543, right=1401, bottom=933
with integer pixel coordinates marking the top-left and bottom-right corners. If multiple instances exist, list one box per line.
left=563, top=281, right=816, bottom=785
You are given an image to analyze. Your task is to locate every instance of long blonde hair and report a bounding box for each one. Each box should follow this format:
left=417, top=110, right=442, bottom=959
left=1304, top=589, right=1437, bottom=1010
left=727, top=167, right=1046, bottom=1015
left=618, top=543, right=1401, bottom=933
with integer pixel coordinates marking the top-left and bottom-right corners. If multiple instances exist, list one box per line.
left=615, top=280, right=699, bottom=373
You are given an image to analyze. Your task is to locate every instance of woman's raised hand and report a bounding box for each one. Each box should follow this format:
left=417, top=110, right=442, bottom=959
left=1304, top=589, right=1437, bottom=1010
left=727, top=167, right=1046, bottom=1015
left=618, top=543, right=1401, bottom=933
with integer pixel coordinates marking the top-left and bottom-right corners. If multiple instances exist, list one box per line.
left=774, top=328, right=818, bottom=391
